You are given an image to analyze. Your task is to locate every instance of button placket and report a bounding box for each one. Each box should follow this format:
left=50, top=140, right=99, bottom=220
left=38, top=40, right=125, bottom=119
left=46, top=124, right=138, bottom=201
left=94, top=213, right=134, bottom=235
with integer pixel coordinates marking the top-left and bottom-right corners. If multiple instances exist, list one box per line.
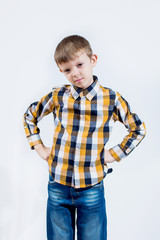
left=73, top=93, right=85, bottom=181
left=80, top=95, right=85, bottom=104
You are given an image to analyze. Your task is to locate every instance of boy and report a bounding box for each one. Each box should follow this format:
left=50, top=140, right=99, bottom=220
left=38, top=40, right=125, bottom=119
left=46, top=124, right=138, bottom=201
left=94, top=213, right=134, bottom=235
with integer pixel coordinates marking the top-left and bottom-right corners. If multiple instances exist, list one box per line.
left=23, top=35, right=146, bottom=240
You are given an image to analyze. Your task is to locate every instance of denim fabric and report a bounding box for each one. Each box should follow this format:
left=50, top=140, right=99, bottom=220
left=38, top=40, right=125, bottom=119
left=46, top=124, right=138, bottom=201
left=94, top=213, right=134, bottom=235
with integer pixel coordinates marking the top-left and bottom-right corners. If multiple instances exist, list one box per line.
left=47, top=174, right=107, bottom=240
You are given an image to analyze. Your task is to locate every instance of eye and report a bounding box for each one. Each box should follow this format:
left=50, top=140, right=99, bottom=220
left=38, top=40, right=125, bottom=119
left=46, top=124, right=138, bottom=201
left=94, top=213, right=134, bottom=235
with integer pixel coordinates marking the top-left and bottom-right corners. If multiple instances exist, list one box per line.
left=64, top=69, right=70, bottom=73
left=77, top=63, right=83, bottom=67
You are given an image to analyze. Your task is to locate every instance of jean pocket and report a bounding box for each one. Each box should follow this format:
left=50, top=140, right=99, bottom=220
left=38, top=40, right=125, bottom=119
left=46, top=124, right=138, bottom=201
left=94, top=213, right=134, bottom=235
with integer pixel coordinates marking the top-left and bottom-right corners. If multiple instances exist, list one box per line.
left=48, top=174, right=56, bottom=186
left=92, top=180, right=104, bottom=192
left=92, top=180, right=102, bottom=187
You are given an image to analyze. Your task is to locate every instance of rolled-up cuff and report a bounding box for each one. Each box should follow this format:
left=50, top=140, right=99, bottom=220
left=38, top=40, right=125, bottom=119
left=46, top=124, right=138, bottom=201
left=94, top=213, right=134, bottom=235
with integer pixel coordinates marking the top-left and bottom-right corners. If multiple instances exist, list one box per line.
left=27, top=134, right=43, bottom=149
left=109, top=145, right=126, bottom=162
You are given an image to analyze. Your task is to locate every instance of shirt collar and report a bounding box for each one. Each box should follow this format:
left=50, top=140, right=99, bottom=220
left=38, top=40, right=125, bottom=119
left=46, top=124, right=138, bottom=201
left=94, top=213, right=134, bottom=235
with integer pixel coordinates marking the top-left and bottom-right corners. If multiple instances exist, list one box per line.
left=70, top=75, right=100, bottom=101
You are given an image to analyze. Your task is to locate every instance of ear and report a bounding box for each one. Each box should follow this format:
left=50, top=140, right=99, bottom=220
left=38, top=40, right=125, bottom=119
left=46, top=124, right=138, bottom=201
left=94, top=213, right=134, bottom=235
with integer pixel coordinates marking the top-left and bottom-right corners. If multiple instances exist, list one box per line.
left=91, top=54, right=98, bottom=67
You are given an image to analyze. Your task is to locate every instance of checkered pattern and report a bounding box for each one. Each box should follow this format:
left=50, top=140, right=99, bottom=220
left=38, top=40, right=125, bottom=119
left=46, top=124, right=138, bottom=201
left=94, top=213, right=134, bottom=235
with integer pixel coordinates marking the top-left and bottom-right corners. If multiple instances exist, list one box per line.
left=23, top=76, right=146, bottom=188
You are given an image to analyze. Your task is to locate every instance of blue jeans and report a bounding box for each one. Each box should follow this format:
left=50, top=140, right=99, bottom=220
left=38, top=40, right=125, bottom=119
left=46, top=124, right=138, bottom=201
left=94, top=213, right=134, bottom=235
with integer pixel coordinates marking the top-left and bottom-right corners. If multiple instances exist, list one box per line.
left=47, top=174, right=107, bottom=240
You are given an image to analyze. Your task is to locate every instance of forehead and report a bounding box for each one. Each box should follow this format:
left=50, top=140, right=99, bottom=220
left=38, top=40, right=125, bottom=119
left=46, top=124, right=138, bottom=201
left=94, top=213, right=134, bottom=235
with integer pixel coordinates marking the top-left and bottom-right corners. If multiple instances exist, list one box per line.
left=59, top=51, right=90, bottom=68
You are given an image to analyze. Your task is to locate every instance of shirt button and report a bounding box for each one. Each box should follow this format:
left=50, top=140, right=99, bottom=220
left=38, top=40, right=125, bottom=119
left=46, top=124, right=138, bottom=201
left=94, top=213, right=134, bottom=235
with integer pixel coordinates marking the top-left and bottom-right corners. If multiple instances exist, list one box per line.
left=76, top=147, right=79, bottom=151
left=80, top=92, right=83, bottom=97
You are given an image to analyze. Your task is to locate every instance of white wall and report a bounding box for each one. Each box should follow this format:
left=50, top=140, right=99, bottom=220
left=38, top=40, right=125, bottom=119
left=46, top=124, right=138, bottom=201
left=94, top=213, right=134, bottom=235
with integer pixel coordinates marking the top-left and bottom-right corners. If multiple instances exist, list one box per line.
left=0, top=0, right=160, bottom=239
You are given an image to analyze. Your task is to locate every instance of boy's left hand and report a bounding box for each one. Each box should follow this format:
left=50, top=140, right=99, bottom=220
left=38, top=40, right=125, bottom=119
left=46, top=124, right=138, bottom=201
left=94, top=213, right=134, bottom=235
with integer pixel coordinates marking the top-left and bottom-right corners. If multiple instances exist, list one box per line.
left=104, top=150, right=116, bottom=163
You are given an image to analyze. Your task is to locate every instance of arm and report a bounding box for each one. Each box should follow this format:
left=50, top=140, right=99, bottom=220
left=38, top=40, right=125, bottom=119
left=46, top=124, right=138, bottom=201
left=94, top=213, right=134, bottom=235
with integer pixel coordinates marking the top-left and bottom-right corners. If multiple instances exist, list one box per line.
left=105, top=92, right=146, bottom=163
left=23, top=91, right=54, bottom=157
left=104, top=149, right=116, bottom=163
left=34, top=143, right=51, bottom=162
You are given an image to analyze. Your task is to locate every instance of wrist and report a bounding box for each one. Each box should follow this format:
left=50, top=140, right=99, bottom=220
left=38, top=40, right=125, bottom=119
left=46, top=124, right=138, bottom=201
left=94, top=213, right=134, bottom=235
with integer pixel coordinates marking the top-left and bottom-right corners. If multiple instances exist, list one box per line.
left=104, top=149, right=116, bottom=163
left=34, top=143, right=44, bottom=151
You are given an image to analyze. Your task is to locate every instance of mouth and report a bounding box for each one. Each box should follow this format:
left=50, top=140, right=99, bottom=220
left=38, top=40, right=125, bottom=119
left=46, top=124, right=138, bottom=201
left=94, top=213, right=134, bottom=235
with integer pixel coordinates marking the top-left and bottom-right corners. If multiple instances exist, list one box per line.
left=75, top=78, right=83, bottom=83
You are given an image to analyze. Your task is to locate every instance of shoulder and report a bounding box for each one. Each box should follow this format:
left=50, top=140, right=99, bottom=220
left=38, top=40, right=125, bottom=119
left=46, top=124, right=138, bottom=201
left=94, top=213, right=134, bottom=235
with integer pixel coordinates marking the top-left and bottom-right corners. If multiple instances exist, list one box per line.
left=99, top=86, right=126, bottom=106
left=52, top=84, right=71, bottom=90
left=100, top=85, right=117, bottom=98
left=52, top=84, right=71, bottom=94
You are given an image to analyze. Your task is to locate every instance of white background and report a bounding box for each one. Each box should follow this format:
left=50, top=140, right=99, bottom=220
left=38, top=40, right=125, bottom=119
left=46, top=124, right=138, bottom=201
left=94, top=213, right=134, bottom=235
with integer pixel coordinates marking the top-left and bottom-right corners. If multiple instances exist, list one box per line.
left=0, top=0, right=160, bottom=239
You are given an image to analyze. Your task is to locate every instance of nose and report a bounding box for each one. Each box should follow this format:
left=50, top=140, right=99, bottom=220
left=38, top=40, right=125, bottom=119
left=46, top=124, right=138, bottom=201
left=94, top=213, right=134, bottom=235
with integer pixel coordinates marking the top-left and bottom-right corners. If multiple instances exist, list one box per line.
left=72, top=67, right=80, bottom=77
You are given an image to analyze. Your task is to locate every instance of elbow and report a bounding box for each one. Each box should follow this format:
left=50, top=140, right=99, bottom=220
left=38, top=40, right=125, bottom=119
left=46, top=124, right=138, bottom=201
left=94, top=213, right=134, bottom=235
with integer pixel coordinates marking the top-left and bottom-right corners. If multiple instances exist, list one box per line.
left=135, top=122, right=146, bottom=140
left=142, top=122, right=146, bottom=138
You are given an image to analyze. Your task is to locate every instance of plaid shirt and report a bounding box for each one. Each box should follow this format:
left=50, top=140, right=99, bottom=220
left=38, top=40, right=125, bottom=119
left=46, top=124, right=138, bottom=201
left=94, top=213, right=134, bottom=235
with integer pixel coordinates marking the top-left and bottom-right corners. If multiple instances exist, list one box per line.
left=23, top=76, right=146, bottom=188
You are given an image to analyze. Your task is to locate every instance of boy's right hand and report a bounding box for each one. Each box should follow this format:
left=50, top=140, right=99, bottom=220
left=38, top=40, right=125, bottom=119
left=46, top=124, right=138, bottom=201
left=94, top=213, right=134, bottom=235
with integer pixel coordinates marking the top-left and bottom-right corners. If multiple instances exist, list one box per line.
left=34, top=144, right=51, bottom=162
left=104, top=149, right=116, bottom=163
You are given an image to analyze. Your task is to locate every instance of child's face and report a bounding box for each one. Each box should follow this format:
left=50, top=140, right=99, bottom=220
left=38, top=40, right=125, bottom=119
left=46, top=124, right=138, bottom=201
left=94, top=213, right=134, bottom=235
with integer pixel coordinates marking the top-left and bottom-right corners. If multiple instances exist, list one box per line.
left=59, top=51, right=97, bottom=90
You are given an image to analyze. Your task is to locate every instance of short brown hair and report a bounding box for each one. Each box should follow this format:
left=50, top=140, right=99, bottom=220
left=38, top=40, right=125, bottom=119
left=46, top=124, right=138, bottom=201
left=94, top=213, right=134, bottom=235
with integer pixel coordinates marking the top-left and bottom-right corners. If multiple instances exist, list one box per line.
left=54, top=35, right=93, bottom=65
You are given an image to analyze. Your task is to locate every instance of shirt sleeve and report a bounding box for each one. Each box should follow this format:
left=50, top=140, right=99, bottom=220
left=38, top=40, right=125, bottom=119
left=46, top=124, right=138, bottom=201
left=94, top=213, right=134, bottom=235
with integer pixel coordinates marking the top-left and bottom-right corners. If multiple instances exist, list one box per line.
left=108, top=92, right=146, bottom=161
left=23, top=91, right=54, bottom=149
